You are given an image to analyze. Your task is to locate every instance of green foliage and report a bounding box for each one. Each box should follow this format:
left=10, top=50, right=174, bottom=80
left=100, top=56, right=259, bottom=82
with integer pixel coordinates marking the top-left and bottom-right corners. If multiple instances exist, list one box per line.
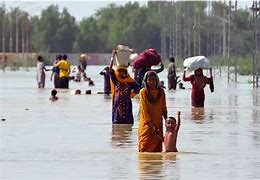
left=237, top=56, right=253, bottom=75
left=32, top=5, right=78, bottom=53
left=77, top=16, right=103, bottom=52
left=56, top=8, right=78, bottom=52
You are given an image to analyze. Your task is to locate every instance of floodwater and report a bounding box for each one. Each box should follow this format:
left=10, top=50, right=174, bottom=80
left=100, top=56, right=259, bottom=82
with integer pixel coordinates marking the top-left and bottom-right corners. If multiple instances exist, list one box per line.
left=0, top=66, right=260, bottom=179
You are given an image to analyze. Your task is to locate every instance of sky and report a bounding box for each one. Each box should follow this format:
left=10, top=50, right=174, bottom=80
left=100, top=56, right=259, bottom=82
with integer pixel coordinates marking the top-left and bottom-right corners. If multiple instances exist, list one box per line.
left=1, top=0, right=148, bottom=21
left=1, top=0, right=253, bottom=22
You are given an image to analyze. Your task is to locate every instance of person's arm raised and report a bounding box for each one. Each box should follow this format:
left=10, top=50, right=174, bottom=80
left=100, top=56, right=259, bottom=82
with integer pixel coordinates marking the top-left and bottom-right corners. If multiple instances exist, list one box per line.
left=109, top=50, right=116, bottom=72
left=50, top=71, right=54, bottom=81
left=209, top=68, right=213, bottom=78
left=209, top=68, right=214, bottom=92
left=182, top=67, right=187, bottom=80
left=175, top=111, right=181, bottom=132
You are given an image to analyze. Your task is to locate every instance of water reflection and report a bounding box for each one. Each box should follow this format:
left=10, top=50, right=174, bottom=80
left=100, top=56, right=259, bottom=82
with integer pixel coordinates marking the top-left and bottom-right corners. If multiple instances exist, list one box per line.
left=138, top=152, right=177, bottom=180
left=138, top=153, right=164, bottom=180
left=251, top=89, right=260, bottom=147
left=110, top=124, right=133, bottom=148
left=228, top=95, right=238, bottom=107
left=252, top=90, right=260, bottom=105
left=191, top=107, right=205, bottom=122
left=2, top=68, right=260, bottom=179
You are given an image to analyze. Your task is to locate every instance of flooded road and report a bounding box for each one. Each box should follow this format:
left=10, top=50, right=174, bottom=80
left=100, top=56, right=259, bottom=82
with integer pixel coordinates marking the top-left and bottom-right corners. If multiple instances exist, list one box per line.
left=1, top=66, right=260, bottom=179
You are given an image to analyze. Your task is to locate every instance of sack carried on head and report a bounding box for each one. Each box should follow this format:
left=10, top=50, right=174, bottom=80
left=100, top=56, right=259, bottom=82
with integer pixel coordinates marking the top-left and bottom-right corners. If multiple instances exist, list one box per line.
left=183, top=56, right=211, bottom=71
left=132, top=48, right=161, bottom=69
left=114, top=45, right=133, bottom=67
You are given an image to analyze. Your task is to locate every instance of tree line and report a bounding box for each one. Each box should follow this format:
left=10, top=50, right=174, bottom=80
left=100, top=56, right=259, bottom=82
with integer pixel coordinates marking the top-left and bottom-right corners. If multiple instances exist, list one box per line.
left=0, top=1, right=256, bottom=60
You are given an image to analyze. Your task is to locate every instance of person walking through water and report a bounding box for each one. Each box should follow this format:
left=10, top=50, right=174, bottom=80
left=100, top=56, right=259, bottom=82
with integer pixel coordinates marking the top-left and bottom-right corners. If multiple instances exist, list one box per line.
left=100, top=66, right=111, bottom=95
left=138, top=70, right=168, bottom=152
left=79, top=54, right=88, bottom=72
left=183, top=68, right=214, bottom=107
left=109, top=50, right=140, bottom=124
left=167, top=57, right=177, bottom=90
left=54, top=54, right=71, bottom=89
left=50, top=54, right=61, bottom=88
left=36, top=55, right=49, bottom=88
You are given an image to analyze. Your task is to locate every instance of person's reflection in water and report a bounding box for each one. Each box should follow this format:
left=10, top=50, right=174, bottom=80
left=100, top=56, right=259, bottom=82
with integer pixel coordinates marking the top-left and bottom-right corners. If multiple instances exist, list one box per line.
left=138, top=152, right=177, bottom=180
left=111, top=124, right=133, bottom=148
left=164, top=152, right=177, bottom=161
left=191, top=107, right=205, bottom=122
left=138, top=153, right=164, bottom=179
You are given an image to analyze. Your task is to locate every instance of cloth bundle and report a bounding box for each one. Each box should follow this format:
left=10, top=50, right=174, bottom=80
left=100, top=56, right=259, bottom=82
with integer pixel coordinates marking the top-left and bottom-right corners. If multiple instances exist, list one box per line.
left=183, top=56, right=211, bottom=71
left=132, top=48, right=161, bottom=69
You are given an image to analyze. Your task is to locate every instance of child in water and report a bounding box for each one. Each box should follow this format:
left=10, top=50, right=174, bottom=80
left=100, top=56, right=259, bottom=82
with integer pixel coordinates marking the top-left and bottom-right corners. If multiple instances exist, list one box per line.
left=164, top=111, right=181, bottom=152
left=88, top=79, right=95, bottom=86
left=179, top=82, right=185, bottom=89
left=75, top=89, right=81, bottom=95
left=85, top=90, right=91, bottom=94
left=74, top=65, right=83, bottom=82
left=49, top=89, right=58, bottom=101
left=159, top=80, right=166, bottom=89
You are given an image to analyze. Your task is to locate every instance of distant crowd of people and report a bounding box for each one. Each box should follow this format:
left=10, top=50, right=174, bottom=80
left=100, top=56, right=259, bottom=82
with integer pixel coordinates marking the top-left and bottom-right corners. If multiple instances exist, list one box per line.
left=36, top=53, right=95, bottom=89
left=36, top=48, right=214, bottom=153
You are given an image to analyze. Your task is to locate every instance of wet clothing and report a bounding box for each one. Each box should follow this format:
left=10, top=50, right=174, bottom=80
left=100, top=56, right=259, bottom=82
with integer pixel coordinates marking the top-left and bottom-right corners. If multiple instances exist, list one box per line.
left=59, top=77, right=69, bottom=89
left=80, top=59, right=87, bottom=71
left=183, top=75, right=212, bottom=107
left=36, top=61, right=46, bottom=88
left=110, top=67, right=139, bottom=124
left=54, top=59, right=71, bottom=89
left=167, top=62, right=177, bottom=90
left=100, top=70, right=111, bottom=95
left=52, top=66, right=60, bottom=88
left=55, top=60, right=71, bottom=78
left=135, top=68, right=147, bottom=88
left=138, top=88, right=167, bottom=152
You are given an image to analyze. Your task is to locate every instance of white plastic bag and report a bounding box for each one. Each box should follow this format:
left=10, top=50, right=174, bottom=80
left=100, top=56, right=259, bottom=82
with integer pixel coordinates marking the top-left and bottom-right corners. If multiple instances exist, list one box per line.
left=183, top=56, right=211, bottom=71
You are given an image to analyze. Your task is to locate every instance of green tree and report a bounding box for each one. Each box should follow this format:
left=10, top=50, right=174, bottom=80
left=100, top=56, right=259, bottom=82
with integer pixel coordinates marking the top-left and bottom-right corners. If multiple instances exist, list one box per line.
left=32, top=5, right=77, bottom=53
left=95, top=3, right=119, bottom=51
left=32, top=5, right=60, bottom=52
left=77, top=16, right=103, bottom=52
left=56, top=8, right=78, bottom=52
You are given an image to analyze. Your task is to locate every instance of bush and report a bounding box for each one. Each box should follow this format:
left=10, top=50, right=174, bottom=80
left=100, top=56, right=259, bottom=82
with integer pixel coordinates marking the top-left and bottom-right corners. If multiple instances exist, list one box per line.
left=237, top=56, right=252, bottom=75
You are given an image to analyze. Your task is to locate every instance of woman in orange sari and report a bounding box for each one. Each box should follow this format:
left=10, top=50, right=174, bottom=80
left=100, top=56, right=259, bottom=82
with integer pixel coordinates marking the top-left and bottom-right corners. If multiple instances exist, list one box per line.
left=138, top=70, right=168, bottom=152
